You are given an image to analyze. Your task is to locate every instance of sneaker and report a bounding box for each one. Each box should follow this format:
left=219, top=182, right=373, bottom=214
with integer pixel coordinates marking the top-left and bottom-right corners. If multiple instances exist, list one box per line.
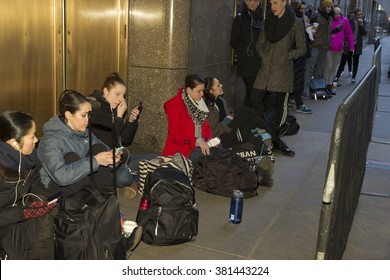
left=333, top=77, right=339, bottom=82
left=302, top=93, right=312, bottom=100
left=340, top=71, right=344, bottom=77
left=351, top=78, right=356, bottom=84
left=296, top=104, right=312, bottom=114
left=348, top=71, right=352, bottom=77
left=117, top=183, right=138, bottom=199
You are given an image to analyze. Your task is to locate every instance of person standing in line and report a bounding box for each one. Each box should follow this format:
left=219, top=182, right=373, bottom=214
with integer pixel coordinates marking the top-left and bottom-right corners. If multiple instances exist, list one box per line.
left=250, top=0, right=306, bottom=156
left=323, top=7, right=354, bottom=94
left=302, top=0, right=333, bottom=98
left=334, top=10, right=355, bottom=82
left=230, top=0, right=263, bottom=106
left=291, top=0, right=312, bottom=114
left=348, top=8, right=367, bottom=84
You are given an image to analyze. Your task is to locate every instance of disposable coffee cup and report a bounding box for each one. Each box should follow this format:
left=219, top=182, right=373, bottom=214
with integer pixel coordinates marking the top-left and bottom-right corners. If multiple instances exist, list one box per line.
left=312, top=22, right=319, bottom=30
left=332, top=82, right=337, bottom=90
left=123, top=221, right=138, bottom=237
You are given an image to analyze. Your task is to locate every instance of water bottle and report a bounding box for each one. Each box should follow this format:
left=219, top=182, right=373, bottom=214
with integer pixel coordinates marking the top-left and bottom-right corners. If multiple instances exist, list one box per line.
left=229, top=190, right=243, bottom=224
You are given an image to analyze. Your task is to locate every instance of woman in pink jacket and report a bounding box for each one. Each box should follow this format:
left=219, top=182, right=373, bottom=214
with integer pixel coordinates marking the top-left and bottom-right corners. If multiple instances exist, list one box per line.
left=323, top=7, right=354, bottom=95
left=162, top=74, right=214, bottom=163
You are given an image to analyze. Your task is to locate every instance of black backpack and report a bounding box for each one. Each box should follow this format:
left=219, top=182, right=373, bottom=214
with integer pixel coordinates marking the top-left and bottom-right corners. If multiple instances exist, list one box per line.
left=193, top=151, right=259, bottom=198
left=54, top=186, right=124, bottom=259
left=136, top=166, right=199, bottom=246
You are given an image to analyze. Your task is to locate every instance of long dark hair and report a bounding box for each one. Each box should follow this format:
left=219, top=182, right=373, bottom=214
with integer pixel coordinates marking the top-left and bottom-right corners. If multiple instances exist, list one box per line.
left=203, top=77, right=218, bottom=106
left=0, top=110, right=34, bottom=143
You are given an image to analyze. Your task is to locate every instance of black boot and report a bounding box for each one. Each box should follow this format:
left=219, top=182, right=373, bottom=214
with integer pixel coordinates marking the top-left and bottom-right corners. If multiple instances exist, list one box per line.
left=273, top=140, right=295, bottom=157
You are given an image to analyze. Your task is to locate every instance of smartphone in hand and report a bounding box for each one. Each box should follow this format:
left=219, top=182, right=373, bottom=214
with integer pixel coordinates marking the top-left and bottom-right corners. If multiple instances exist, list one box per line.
left=137, top=101, right=143, bottom=120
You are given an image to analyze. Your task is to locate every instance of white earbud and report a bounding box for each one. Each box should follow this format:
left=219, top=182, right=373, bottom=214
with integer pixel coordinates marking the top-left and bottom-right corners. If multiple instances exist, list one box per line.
left=13, top=142, right=19, bottom=150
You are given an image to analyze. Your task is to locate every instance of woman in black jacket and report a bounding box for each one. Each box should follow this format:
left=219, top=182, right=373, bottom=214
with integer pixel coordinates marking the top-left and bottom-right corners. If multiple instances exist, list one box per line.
left=0, top=110, right=57, bottom=259
left=230, top=0, right=263, bottom=106
left=90, top=73, right=156, bottom=198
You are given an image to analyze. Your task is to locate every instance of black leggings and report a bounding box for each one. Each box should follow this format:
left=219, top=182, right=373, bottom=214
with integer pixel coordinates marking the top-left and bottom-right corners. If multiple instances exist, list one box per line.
left=250, top=89, right=288, bottom=136
left=219, top=106, right=278, bottom=148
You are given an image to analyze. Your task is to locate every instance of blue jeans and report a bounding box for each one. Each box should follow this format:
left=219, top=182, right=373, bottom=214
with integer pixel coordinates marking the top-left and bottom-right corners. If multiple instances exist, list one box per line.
left=116, top=153, right=158, bottom=188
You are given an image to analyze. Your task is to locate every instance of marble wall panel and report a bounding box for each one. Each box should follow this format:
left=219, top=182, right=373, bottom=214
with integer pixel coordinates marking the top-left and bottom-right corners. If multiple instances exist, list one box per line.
left=128, top=0, right=191, bottom=69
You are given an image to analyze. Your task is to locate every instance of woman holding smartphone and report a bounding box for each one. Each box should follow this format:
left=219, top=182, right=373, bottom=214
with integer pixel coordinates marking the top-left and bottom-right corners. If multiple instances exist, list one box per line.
left=0, top=110, right=57, bottom=259
left=89, top=73, right=156, bottom=199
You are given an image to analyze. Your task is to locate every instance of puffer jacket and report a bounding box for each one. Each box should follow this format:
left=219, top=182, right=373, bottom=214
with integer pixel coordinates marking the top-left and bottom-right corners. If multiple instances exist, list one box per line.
left=329, top=15, right=354, bottom=52
left=254, top=6, right=306, bottom=93
left=37, top=115, right=105, bottom=187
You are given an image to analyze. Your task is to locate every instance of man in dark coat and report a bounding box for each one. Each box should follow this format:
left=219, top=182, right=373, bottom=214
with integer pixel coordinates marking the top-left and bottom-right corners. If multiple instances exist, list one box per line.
left=230, top=0, right=263, bottom=106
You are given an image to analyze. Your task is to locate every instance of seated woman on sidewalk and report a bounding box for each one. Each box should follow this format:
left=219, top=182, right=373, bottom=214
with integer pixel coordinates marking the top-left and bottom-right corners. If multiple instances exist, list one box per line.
left=37, top=90, right=122, bottom=197
left=204, top=77, right=294, bottom=157
left=89, top=72, right=156, bottom=198
left=0, top=110, right=57, bottom=259
left=162, top=74, right=223, bottom=163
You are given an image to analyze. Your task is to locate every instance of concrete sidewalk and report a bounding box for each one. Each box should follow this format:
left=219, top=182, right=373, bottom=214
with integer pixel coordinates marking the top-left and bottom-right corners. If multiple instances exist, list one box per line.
left=119, top=37, right=390, bottom=260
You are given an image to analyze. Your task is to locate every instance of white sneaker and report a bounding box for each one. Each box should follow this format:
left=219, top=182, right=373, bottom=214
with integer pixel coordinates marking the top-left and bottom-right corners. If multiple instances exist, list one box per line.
left=348, top=71, right=352, bottom=77
left=340, top=71, right=344, bottom=77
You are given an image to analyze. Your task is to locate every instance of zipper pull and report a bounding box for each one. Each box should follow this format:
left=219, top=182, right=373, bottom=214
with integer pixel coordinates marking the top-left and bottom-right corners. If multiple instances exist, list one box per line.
left=155, top=207, right=162, bottom=236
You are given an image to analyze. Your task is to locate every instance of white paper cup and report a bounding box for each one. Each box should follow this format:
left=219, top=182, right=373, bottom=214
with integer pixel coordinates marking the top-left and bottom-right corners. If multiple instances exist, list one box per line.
left=313, top=22, right=319, bottom=28
left=123, top=221, right=138, bottom=237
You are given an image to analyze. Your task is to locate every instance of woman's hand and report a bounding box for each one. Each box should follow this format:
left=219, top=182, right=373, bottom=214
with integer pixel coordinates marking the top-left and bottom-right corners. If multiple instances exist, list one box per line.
left=199, top=141, right=210, bottom=156
left=117, top=100, right=127, bottom=118
left=128, top=106, right=140, bottom=122
left=94, top=150, right=121, bottom=166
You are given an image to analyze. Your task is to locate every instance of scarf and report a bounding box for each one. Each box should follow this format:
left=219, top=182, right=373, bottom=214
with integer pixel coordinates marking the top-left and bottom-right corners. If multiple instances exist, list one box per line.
left=0, top=142, right=37, bottom=177
left=264, top=5, right=296, bottom=44
left=182, top=90, right=209, bottom=126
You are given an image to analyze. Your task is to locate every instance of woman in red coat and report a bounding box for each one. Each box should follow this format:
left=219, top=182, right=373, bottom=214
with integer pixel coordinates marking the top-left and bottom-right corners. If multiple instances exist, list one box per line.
left=162, top=74, right=214, bottom=161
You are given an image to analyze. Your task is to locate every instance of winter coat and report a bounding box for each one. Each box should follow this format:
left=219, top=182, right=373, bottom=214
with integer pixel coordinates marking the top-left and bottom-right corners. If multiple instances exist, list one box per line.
left=162, top=88, right=213, bottom=158
left=37, top=116, right=105, bottom=187
left=205, top=97, right=231, bottom=137
left=89, top=90, right=138, bottom=148
left=230, top=6, right=262, bottom=77
left=330, top=15, right=354, bottom=52
left=0, top=143, right=49, bottom=227
left=310, top=9, right=332, bottom=50
left=254, top=6, right=307, bottom=93
left=351, top=19, right=367, bottom=55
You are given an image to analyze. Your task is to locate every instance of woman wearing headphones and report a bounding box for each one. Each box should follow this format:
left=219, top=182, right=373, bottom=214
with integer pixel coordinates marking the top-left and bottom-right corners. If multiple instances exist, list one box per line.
left=0, top=110, right=57, bottom=259
left=230, top=0, right=263, bottom=107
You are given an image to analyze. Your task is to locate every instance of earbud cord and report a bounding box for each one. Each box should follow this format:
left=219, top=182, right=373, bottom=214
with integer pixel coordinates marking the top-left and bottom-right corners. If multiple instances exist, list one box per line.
left=246, top=11, right=255, bottom=57
left=11, top=150, right=22, bottom=207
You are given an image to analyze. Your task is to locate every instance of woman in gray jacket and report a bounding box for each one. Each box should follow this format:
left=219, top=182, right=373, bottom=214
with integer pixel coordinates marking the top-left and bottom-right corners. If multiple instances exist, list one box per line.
left=251, top=0, right=306, bottom=155
left=38, top=90, right=121, bottom=197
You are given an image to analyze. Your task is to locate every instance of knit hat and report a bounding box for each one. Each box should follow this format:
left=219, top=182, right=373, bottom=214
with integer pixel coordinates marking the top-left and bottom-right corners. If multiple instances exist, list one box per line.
left=321, top=0, right=333, bottom=7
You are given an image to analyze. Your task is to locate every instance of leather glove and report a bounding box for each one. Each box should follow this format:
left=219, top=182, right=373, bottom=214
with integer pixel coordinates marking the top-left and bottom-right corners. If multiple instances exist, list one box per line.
left=23, top=200, right=56, bottom=219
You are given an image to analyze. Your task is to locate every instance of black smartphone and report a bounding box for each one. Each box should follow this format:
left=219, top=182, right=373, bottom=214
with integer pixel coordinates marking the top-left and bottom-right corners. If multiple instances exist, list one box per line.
left=46, top=191, right=62, bottom=204
left=137, top=101, right=143, bottom=120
